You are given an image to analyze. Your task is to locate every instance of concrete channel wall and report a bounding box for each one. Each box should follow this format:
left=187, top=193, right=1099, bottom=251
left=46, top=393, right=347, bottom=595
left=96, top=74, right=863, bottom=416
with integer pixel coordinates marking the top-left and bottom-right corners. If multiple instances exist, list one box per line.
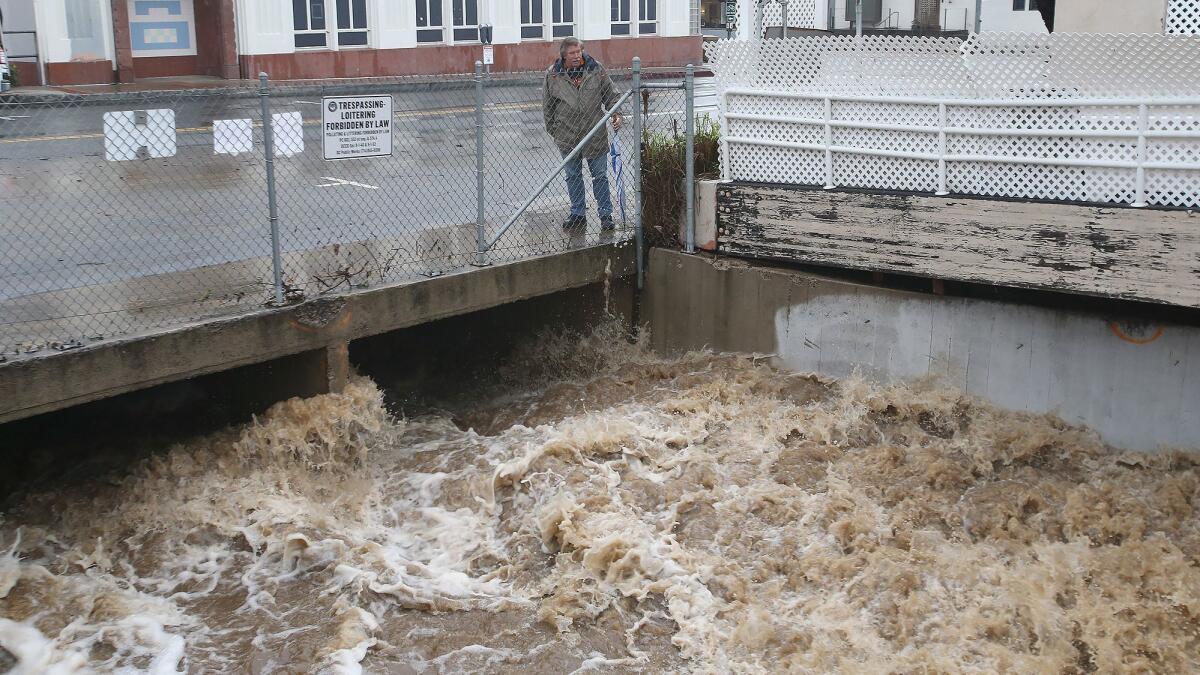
left=0, top=245, right=635, bottom=425
left=646, top=249, right=1200, bottom=451
left=5, top=234, right=1196, bottom=456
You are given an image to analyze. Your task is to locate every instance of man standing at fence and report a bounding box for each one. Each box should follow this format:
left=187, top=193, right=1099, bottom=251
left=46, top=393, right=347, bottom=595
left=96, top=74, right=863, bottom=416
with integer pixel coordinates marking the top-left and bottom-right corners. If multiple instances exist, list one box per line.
left=543, top=37, right=624, bottom=231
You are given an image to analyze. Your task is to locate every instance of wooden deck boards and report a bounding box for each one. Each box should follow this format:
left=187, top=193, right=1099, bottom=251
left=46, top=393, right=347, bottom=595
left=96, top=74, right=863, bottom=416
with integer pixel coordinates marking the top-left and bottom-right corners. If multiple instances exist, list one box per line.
left=717, top=185, right=1200, bottom=309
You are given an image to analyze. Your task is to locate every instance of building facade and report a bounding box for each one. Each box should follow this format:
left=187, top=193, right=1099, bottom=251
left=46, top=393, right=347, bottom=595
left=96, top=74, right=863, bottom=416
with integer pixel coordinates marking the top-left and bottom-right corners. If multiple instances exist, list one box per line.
left=1055, top=0, right=1170, bottom=33
left=6, top=0, right=702, bottom=86
left=237, top=0, right=699, bottom=79
left=795, top=0, right=1049, bottom=33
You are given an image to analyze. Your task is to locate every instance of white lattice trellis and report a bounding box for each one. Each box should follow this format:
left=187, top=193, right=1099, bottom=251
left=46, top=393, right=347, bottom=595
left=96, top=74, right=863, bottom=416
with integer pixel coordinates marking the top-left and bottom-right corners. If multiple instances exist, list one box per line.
left=1166, top=0, right=1200, bottom=35
left=760, top=0, right=818, bottom=34
left=706, top=33, right=1200, bottom=209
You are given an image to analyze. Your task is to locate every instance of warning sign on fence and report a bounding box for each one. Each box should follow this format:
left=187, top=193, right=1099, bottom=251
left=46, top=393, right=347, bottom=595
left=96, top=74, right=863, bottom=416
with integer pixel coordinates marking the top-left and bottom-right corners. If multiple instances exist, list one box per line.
left=322, top=95, right=394, bottom=160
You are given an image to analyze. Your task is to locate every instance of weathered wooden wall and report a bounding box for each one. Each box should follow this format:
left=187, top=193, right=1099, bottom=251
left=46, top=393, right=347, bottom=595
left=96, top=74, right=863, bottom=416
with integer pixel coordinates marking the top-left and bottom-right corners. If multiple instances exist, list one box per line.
left=717, top=185, right=1200, bottom=309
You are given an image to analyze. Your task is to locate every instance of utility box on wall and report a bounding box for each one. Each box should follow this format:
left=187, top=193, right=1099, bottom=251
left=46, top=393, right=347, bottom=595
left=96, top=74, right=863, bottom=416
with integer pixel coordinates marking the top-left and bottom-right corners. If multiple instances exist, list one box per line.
left=844, top=0, right=883, bottom=23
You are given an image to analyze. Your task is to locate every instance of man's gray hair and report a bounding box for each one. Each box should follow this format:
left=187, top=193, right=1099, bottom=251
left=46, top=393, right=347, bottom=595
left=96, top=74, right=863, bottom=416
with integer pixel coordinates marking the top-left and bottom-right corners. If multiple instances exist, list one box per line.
left=558, top=36, right=583, bottom=57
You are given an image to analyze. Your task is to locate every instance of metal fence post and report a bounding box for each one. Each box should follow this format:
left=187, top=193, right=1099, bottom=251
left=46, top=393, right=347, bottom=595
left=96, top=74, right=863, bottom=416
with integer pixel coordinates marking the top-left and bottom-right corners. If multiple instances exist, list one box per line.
left=473, top=60, right=490, bottom=265
left=685, top=64, right=696, bottom=254
left=782, top=0, right=789, bottom=39
left=936, top=102, right=949, bottom=196
left=1133, top=103, right=1149, bottom=208
left=632, top=57, right=644, bottom=290
left=259, top=72, right=284, bottom=306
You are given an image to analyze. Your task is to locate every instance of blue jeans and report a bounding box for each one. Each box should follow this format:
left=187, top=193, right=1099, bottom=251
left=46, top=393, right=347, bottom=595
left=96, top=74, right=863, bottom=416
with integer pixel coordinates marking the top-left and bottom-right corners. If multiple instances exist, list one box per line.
left=563, top=152, right=613, bottom=219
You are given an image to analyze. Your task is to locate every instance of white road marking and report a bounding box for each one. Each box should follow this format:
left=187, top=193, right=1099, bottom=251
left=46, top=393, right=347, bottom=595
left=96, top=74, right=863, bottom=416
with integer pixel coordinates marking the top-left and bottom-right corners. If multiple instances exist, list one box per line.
left=315, top=176, right=380, bottom=189
left=0, top=115, right=31, bottom=121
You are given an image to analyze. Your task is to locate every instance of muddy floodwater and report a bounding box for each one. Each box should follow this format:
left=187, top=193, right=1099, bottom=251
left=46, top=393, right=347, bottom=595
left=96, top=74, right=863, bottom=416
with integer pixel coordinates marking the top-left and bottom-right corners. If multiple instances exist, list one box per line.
left=1, top=325, right=1198, bottom=673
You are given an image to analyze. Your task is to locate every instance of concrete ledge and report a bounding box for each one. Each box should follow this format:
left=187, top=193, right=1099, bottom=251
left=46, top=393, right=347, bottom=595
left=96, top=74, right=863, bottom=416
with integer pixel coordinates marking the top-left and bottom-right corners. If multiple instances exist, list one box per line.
left=0, top=245, right=634, bottom=424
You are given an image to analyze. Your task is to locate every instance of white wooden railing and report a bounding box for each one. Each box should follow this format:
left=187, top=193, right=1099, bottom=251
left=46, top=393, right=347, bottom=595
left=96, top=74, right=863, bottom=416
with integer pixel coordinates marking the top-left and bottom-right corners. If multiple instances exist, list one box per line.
left=722, top=89, right=1200, bottom=208
left=709, top=34, right=1200, bottom=209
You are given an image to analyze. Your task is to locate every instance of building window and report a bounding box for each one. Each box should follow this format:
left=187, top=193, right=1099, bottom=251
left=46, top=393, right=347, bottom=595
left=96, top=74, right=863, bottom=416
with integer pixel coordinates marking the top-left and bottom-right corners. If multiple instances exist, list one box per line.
left=293, top=0, right=328, bottom=48
left=452, top=0, right=479, bottom=41
left=336, top=0, right=368, bottom=46
left=1012, top=0, right=1038, bottom=10
left=416, top=0, right=443, bottom=42
left=552, top=0, right=574, bottom=37
left=611, top=0, right=631, bottom=35
left=639, top=0, right=657, bottom=34
left=66, top=0, right=110, bottom=59
left=521, top=0, right=544, bottom=39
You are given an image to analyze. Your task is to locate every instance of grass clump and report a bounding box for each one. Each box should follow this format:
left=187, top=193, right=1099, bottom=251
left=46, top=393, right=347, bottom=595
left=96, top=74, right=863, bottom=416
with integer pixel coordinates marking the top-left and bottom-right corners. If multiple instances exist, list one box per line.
left=640, top=115, right=720, bottom=249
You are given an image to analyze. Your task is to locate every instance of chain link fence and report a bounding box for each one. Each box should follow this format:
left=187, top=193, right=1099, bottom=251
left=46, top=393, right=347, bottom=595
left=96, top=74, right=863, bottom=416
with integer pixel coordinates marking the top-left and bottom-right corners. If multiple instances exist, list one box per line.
left=0, top=60, right=693, bottom=360
left=639, top=67, right=714, bottom=253
left=1, top=87, right=274, bottom=357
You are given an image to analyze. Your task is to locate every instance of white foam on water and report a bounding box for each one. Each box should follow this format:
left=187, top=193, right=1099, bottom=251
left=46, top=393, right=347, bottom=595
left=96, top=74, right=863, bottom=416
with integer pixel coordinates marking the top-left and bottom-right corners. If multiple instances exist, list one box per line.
left=0, top=618, right=88, bottom=674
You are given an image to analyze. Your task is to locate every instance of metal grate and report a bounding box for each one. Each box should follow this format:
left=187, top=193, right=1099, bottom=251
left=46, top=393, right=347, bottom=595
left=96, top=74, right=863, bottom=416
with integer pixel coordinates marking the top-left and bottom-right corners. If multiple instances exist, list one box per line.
left=707, top=33, right=1200, bottom=209
left=1166, top=0, right=1200, bottom=34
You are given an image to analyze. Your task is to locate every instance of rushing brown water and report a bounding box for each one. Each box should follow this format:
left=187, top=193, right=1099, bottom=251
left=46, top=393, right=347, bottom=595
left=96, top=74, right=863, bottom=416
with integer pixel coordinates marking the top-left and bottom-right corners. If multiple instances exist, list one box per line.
left=1, top=324, right=1198, bottom=673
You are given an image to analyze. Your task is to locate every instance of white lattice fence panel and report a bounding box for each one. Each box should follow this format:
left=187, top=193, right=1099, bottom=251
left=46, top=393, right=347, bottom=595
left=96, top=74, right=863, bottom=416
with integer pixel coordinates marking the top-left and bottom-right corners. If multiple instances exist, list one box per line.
left=1166, top=0, right=1200, bottom=34
left=1148, top=107, right=1200, bottom=206
left=1076, top=106, right=1141, bottom=204
left=836, top=155, right=940, bottom=193
left=707, top=34, right=967, bottom=95
left=959, top=33, right=1200, bottom=98
left=946, top=162, right=1086, bottom=202
left=723, top=91, right=823, bottom=184
left=760, top=0, right=818, bottom=33
left=729, top=145, right=825, bottom=184
left=708, top=33, right=1200, bottom=208
left=707, top=33, right=1200, bottom=98
left=947, top=105, right=1083, bottom=202
left=831, top=101, right=939, bottom=191
left=728, top=93, right=824, bottom=119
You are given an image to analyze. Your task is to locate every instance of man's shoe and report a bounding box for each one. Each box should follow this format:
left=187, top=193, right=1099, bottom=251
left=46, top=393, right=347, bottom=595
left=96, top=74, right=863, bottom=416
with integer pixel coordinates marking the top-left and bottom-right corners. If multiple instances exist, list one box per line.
left=599, top=217, right=615, bottom=231
left=562, top=214, right=586, bottom=230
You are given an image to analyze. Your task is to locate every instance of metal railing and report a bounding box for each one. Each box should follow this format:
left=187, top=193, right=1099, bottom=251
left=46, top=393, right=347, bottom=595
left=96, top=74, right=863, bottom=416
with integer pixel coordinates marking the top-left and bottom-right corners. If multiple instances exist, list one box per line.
left=494, top=59, right=702, bottom=287
left=486, top=82, right=636, bottom=257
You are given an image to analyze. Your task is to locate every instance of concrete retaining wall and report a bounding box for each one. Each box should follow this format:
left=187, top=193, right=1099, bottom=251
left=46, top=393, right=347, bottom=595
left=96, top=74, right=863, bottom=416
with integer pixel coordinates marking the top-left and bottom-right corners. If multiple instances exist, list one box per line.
left=646, top=249, right=1200, bottom=451
left=0, top=246, right=634, bottom=425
